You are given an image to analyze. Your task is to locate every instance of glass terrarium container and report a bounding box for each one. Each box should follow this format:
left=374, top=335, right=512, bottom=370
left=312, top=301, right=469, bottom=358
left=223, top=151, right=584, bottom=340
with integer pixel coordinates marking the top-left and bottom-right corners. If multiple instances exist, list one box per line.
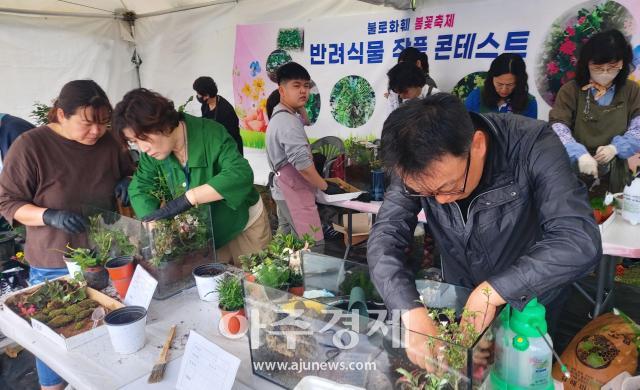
left=244, top=252, right=496, bottom=389
left=85, top=206, right=215, bottom=299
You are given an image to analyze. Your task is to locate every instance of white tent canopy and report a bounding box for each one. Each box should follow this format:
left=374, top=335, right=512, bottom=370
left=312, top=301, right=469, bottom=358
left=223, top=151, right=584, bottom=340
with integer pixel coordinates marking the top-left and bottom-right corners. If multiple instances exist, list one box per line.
left=0, top=0, right=426, bottom=122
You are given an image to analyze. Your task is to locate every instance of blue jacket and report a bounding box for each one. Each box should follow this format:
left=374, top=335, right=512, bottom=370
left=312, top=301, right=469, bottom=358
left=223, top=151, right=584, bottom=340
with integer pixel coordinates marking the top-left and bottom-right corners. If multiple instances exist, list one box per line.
left=465, top=87, right=538, bottom=119
left=0, top=114, right=35, bottom=161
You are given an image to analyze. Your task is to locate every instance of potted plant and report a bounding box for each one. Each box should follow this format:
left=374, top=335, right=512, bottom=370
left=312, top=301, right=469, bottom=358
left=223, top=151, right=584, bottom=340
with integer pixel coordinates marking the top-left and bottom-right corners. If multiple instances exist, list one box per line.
left=253, top=259, right=290, bottom=289
left=591, top=197, right=614, bottom=224
left=215, top=274, right=245, bottom=335
left=192, top=263, right=226, bottom=301
left=288, top=270, right=304, bottom=297
left=62, top=245, right=109, bottom=290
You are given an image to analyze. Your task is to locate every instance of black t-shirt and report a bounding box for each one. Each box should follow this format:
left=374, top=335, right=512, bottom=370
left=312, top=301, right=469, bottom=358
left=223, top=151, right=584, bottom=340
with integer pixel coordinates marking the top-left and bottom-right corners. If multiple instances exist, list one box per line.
left=201, top=95, right=243, bottom=155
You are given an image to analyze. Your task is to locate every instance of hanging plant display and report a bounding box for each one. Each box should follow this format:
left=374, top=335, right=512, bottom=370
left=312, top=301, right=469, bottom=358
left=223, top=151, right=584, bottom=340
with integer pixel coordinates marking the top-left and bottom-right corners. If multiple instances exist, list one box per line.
left=535, top=0, right=634, bottom=106
left=266, top=49, right=292, bottom=82
left=277, top=28, right=304, bottom=51
left=330, top=75, right=376, bottom=128
left=452, top=71, right=487, bottom=102
left=304, top=80, right=321, bottom=126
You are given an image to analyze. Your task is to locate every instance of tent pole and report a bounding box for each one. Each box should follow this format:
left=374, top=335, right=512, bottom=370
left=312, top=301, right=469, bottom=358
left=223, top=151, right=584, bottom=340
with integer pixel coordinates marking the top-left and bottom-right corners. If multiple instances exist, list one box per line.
left=122, top=11, right=142, bottom=88
left=0, top=7, right=114, bottom=18
left=136, top=0, right=238, bottom=18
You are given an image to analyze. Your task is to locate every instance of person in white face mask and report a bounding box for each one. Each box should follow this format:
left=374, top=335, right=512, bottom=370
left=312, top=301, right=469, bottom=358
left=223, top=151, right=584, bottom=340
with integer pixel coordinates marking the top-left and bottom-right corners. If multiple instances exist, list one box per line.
left=549, top=29, right=640, bottom=194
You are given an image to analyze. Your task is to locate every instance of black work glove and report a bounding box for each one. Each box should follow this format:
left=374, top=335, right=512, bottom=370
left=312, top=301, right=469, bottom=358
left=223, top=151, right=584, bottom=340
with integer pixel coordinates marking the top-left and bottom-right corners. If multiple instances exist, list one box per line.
left=114, top=177, right=132, bottom=207
left=323, top=181, right=346, bottom=195
left=43, top=209, right=88, bottom=234
left=141, top=194, right=193, bottom=222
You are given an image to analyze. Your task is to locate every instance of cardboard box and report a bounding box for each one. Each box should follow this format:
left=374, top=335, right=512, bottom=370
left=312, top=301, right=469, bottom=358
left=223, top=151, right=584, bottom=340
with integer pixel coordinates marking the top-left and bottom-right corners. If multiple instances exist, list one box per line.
left=316, top=178, right=363, bottom=203
left=2, top=277, right=123, bottom=350
left=332, top=213, right=372, bottom=246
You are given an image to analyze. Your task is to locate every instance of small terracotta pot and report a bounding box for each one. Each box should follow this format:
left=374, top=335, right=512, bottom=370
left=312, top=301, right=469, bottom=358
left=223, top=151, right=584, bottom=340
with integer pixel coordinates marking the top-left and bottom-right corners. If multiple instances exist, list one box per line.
left=83, top=266, right=109, bottom=290
left=105, top=256, right=135, bottom=299
left=219, top=306, right=245, bottom=335
left=288, top=286, right=304, bottom=297
left=594, top=205, right=614, bottom=224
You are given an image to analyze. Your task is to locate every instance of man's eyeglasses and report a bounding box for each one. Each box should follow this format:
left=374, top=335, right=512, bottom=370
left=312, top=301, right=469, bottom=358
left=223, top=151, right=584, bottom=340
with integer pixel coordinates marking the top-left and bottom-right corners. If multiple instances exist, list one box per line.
left=401, top=152, right=471, bottom=198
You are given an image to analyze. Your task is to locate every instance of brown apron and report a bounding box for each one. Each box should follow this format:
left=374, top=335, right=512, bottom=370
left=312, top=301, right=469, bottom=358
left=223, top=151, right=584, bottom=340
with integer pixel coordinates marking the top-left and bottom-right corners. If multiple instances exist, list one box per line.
left=573, top=86, right=631, bottom=194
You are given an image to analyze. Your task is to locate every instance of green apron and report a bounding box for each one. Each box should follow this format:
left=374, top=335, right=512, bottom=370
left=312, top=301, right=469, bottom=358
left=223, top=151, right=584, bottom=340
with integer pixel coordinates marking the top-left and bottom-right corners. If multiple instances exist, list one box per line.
left=573, top=86, right=631, bottom=194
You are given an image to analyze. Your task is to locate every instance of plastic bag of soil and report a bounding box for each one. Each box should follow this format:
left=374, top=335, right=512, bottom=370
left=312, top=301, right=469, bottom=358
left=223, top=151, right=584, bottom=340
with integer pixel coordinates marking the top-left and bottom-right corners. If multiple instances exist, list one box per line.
left=553, top=309, right=640, bottom=389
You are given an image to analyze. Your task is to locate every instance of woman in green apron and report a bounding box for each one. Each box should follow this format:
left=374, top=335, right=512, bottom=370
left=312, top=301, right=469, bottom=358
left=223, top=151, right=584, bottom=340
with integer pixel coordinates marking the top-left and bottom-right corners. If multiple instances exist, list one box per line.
left=549, top=29, right=640, bottom=194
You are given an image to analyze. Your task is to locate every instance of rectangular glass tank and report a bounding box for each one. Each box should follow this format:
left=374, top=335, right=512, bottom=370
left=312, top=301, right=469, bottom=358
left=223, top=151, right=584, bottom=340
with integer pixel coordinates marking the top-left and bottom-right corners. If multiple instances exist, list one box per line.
left=86, top=206, right=215, bottom=299
left=243, top=252, right=496, bottom=389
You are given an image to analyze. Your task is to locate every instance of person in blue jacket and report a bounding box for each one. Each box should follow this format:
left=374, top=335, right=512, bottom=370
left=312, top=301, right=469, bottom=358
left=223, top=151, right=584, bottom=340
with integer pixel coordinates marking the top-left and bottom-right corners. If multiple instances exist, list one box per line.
left=0, top=114, right=35, bottom=171
left=465, top=53, right=538, bottom=119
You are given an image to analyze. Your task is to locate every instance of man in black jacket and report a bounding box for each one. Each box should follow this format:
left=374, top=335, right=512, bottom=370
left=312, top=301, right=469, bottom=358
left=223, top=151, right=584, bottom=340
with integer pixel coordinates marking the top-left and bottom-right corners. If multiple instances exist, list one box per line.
left=368, top=93, right=600, bottom=368
left=193, top=76, right=243, bottom=155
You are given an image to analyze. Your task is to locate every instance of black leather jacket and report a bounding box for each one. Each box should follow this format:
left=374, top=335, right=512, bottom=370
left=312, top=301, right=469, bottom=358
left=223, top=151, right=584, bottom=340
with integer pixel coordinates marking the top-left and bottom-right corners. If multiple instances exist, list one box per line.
left=367, top=112, right=601, bottom=311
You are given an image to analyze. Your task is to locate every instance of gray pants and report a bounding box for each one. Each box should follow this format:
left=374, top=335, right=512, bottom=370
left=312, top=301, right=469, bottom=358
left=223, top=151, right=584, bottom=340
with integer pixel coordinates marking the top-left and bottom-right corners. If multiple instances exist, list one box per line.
left=275, top=199, right=296, bottom=235
left=275, top=199, right=324, bottom=246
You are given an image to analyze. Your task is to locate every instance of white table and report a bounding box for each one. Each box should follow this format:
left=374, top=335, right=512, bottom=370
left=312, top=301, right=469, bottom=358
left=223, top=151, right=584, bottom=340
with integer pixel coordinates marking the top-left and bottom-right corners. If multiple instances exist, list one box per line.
left=573, top=211, right=640, bottom=317
left=0, top=287, right=279, bottom=390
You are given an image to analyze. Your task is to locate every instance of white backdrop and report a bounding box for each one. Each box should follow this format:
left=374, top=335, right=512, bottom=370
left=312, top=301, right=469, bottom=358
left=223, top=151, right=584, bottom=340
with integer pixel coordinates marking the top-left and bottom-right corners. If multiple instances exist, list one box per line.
left=0, top=12, right=136, bottom=121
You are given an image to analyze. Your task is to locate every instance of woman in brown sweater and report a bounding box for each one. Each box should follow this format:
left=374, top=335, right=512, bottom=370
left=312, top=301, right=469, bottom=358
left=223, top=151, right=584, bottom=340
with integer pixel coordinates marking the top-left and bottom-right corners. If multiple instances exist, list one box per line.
left=0, top=80, right=133, bottom=390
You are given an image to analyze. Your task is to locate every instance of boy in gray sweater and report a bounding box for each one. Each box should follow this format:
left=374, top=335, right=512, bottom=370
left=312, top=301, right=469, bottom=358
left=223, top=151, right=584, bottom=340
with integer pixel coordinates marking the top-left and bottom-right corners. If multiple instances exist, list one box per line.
left=265, top=62, right=340, bottom=239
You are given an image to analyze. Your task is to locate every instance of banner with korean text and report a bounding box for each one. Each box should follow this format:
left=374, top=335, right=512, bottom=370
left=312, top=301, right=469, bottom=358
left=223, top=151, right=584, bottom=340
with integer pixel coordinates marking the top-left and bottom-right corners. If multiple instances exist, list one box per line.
left=233, top=0, right=640, bottom=148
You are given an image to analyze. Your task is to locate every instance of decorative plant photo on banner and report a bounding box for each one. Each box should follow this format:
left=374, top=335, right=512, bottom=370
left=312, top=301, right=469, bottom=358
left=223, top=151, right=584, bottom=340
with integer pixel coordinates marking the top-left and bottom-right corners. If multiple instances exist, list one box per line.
left=277, top=28, right=304, bottom=51
left=536, top=0, right=635, bottom=106
left=266, top=49, right=293, bottom=83
left=330, top=75, right=376, bottom=128
left=452, top=71, right=488, bottom=102
left=305, top=80, right=321, bottom=126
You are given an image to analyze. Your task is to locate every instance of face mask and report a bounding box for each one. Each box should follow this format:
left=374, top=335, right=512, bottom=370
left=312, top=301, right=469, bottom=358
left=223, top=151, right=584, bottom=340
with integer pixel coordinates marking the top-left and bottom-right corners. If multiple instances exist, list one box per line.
left=196, top=95, right=207, bottom=104
left=590, top=70, right=619, bottom=86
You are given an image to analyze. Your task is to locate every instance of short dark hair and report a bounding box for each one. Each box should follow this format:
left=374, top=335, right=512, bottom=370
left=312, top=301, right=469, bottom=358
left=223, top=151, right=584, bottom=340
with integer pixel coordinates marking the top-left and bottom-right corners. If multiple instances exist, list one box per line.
left=47, top=79, right=112, bottom=124
left=112, top=88, right=180, bottom=142
left=482, top=53, right=530, bottom=113
left=398, top=46, right=430, bottom=73
left=381, top=93, right=474, bottom=180
left=575, top=29, right=633, bottom=90
left=193, top=76, right=218, bottom=97
left=276, top=62, right=310, bottom=85
left=266, top=89, right=280, bottom=119
left=387, top=62, right=426, bottom=94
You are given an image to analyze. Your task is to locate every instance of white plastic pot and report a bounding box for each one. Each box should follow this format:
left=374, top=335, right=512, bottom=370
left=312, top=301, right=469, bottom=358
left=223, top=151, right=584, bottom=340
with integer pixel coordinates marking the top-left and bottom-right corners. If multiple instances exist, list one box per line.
left=193, top=264, right=227, bottom=302
left=104, top=306, right=147, bottom=354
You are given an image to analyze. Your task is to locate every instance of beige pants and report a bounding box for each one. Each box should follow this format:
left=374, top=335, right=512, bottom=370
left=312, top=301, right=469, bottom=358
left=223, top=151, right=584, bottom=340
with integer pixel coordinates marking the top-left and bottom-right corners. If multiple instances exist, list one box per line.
left=216, top=203, right=272, bottom=267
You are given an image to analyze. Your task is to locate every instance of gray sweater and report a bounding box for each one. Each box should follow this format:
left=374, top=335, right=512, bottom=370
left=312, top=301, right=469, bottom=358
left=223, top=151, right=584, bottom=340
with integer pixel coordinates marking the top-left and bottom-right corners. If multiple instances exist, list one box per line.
left=265, top=104, right=313, bottom=200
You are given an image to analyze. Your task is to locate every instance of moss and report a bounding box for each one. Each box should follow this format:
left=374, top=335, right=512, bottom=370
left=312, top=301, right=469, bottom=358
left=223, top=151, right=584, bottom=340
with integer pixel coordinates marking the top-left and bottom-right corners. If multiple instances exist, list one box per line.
left=74, top=309, right=93, bottom=322
left=78, top=299, right=99, bottom=309
left=64, top=304, right=83, bottom=316
left=48, top=308, right=66, bottom=318
left=47, top=314, right=73, bottom=328
left=31, top=313, right=49, bottom=323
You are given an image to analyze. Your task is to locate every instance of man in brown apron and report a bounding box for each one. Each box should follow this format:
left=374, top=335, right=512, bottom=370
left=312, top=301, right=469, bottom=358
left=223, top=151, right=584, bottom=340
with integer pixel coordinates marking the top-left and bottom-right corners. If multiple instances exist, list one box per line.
left=265, top=62, right=342, bottom=242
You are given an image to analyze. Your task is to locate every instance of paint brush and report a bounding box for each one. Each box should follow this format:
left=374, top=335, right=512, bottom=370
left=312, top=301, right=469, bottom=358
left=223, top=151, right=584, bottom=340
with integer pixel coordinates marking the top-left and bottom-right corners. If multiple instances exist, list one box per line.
left=147, top=324, right=177, bottom=383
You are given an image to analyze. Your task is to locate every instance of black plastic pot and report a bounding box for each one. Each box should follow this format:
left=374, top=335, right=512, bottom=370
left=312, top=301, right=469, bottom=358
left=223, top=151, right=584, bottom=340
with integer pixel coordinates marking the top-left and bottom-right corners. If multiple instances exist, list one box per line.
left=83, top=266, right=109, bottom=290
